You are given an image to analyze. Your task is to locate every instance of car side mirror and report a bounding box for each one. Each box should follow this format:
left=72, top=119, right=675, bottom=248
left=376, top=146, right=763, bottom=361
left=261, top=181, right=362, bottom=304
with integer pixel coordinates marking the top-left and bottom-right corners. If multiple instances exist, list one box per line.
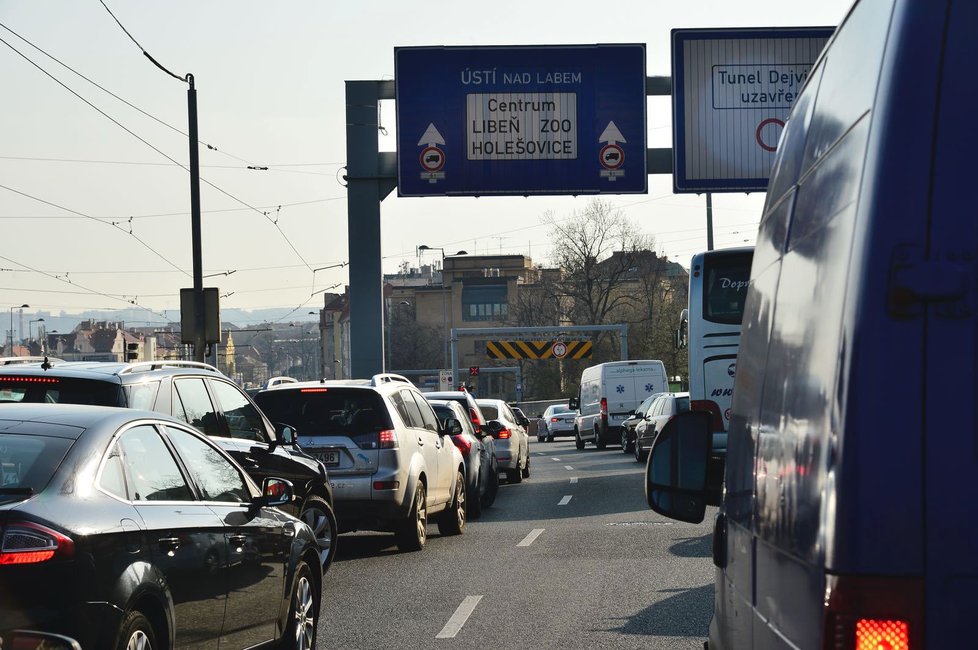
left=517, top=416, right=529, bottom=427
left=487, top=420, right=503, bottom=434
left=444, top=417, right=464, bottom=436
left=258, top=477, right=294, bottom=508
left=569, top=397, right=579, bottom=410
left=3, top=631, right=82, bottom=650
left=275, top=423, right=297, bottom=446
left=645, top=411, right=714, bottom=524
left=536, top=413, right=544, bottom=419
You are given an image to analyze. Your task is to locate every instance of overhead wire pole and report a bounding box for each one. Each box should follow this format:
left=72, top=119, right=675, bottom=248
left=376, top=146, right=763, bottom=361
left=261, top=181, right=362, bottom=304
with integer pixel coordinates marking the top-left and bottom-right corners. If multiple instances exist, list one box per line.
left=187, top=74, right=205, bottom=362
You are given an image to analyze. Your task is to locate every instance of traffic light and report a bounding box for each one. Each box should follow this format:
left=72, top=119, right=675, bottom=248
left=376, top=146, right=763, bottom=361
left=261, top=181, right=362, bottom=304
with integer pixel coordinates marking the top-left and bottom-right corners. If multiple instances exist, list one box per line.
left=126, top=342, right=139, bottom=361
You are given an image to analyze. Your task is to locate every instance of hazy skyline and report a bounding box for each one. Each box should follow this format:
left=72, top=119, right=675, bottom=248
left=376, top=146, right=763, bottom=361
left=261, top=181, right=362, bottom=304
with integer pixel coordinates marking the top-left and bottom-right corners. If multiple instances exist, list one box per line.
left=2, top=0, right=851, bottom=323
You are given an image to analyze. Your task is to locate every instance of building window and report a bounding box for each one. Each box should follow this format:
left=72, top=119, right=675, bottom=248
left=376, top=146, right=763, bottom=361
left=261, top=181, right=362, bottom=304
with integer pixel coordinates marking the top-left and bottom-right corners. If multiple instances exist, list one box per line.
left=462, top=285, right=508, bottom=322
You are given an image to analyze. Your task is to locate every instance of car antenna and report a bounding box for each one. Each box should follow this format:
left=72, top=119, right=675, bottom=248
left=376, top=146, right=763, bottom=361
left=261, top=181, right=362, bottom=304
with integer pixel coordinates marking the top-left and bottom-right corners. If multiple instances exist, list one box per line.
left=41, top=356, right=52, bottom=371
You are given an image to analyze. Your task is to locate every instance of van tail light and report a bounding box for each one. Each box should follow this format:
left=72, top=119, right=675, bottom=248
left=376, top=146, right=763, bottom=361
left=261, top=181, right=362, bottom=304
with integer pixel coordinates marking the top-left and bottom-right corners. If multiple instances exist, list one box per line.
left=690, top=400, right=724, bottom=432
left=823, top=574, right=923, bottom=650
left=451, top=434, right=472, bottom=456
left=493, top=427, right=512, bottom=440
left=378, top=429, right=398, bottom=449
left=0, top=521, right=75, bottom=565
left=600, top=397, right=608, bottom=425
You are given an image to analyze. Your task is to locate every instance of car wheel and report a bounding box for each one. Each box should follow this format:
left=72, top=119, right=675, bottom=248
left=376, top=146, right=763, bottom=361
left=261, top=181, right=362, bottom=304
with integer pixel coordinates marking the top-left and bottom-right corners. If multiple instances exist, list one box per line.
left=280, top=561, right=318, bottom=650
left=621, top=429, right=632, bottom=454
left=438, top=471, right=466, bottom=536
left=634, top=438, right=643, bottom=462
left=299, top=495, right=338, bottom=571
left=394, top=481, right=427, bottom=552
left=482, top=466, right=499, bottom=508
left=506, top=462, right=523, bottom=484
left=595, top=425, right=607, bottom=450
left=537, top=435, right=545, bottom=442
left=521, top=456, right=530, bottom=478
left=468, top=471, right=483, bottom=519
left=547, top=435, right=554, bottom=442
left=575, top=428, right=585, bottom=450
left=115, top=610, right=157, bottom=650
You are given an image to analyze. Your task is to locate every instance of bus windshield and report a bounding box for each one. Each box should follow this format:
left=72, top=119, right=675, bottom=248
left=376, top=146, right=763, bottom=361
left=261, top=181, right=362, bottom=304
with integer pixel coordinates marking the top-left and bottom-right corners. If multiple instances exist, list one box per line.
left=702, top=251, right=752, bottom=324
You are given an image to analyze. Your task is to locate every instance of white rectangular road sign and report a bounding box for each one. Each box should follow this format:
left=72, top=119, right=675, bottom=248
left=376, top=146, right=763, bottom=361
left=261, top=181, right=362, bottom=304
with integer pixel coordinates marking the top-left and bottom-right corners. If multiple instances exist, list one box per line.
left=672, top=27, right=833, bottom=193
left=465, top=93, right=578, bottom=160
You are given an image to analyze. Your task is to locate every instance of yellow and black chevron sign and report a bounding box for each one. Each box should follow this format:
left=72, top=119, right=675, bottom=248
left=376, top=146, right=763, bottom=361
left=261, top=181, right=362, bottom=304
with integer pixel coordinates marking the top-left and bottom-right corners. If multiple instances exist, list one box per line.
left=485, top=340, right=592, bottom=360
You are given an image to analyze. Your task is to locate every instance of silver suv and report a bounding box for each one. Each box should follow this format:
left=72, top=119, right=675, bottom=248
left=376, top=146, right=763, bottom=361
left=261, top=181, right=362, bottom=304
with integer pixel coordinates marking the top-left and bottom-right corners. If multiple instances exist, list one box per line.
left=255, top=374, right=467, bottom=551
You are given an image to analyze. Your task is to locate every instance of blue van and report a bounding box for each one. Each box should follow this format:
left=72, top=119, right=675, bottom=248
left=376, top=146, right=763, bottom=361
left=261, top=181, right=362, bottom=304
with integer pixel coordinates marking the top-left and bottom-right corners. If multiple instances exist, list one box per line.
left=645, top=0, right=975, bottom=648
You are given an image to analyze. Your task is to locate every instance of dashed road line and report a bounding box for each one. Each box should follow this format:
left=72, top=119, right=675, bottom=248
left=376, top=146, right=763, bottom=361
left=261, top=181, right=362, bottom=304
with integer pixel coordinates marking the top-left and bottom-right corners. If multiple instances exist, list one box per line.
left=564, top=465, right=574, bottom=471
left=436, top=595, right=483, bottom=639
left=570, top=477, right=578, bottom=484
left=517, top=528, right=545, bottom=547
left=558, top=495, right=573, bottom=506
left=551, top=457, right=561, bottom=461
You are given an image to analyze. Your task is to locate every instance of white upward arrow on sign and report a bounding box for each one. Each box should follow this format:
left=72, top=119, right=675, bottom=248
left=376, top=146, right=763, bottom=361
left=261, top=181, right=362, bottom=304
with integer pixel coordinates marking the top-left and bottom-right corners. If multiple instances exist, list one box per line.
left=599, top=121, right=626, bottom=145
left=418, top=123, right=445, bottom=147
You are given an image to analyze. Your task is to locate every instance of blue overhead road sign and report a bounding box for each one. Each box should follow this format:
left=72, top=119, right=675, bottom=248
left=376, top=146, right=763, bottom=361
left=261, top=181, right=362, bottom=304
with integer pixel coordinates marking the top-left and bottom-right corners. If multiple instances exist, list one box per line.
left=395, top=44, right=647, bottom=197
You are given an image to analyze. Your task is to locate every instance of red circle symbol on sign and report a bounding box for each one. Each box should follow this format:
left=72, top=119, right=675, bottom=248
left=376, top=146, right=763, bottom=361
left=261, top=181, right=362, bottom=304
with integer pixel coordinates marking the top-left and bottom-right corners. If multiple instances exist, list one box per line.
left=599, top=144, right=624, bottom=170
left=420, top=146, right=445, bottom=172
left=724, top=408, right=732, bottom=421
left=551, top=342, right=568, bottom=359
left=755, top=118, right=786, bottom=152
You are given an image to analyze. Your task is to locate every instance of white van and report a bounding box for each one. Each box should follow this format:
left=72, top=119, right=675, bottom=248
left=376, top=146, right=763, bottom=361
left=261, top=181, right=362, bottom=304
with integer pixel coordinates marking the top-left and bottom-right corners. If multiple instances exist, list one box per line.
left=646, top=1, right=975, bottom=647
left=570, top=360, right=667, bottom=450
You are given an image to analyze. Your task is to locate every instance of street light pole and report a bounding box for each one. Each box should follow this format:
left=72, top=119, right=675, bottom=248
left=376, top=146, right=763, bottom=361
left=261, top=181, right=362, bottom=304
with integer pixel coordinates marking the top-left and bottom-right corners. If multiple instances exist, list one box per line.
left=8, top=303, right=28, bottom=355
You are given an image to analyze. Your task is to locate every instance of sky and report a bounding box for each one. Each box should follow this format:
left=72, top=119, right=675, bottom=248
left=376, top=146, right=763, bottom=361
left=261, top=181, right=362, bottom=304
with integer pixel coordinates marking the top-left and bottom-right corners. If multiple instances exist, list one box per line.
left=0, top=0, right=852, bottom=327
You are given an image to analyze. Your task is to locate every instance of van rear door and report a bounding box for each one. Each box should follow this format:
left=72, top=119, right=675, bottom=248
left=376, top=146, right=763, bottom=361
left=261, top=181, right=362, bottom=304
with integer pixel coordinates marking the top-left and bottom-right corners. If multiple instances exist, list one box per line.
left=922, top=2, right=978, bottom=643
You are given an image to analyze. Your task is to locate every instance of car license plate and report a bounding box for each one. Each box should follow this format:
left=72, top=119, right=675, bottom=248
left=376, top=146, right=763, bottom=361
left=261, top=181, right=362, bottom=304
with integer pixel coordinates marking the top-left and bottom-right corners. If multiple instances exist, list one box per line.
left=313, top=450, right=340, bottom=467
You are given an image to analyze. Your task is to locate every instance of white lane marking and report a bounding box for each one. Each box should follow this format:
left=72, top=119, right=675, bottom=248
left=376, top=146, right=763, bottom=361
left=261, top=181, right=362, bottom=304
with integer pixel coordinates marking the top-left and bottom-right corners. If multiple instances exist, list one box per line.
left=551, top=457, right=561, bottom=461
left=558, top=495, right=573, bottom=506
left=436, top=595, right=483, bottom=639
left=518, top=528, right=545, bottom=547
left=570, top=477, right=578, bottom=484
left=564, top=465, right=574, bottom=471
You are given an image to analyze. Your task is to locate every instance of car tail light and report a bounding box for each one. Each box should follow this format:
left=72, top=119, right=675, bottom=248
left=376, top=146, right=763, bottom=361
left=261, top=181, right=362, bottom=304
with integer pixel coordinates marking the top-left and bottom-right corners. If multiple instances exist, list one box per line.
left=373, top=480, right=399, bottom=490
left=451, top=434, right=472, bottom=456
left=0, top=521, right=74, bottom=565
left=468, top=407, right=481, bottom=428
left=822, top=575, right=922, bottom=650
left=378, top=429, right=398, bottom=449
left=493, top=427, right=511, bottom=440
left=550, top=417, right=559, bottom=423
left=299, top=387, right=329, bottom=393
left=690, top=400, right=724, bottom=432
left=600, top=397, right=608, bottom=425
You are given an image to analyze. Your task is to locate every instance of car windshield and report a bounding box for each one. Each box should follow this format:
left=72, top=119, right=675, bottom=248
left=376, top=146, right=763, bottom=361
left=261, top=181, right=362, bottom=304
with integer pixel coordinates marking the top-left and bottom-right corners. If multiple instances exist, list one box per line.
left=0, top=376, right=124, bottom=407
left=0, top=433, right=72, bottom=502
left=255, top=387, right=392, bottom=434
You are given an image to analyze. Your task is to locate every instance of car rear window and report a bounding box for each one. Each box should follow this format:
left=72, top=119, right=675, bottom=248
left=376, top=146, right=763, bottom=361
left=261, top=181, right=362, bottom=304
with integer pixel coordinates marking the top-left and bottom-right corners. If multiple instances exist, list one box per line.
left=480, top=404, right=499, bottom=419
left=0, top=376, right=124, bottom=407
left=0, top=433, right=72, bottom=501
left=255, top=388, right=391, bottom=436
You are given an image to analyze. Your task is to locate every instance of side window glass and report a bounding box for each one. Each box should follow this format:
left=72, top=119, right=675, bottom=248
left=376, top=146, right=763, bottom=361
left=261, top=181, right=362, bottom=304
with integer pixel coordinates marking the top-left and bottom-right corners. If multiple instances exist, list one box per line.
left=173, top=378, right=227, bottom=436
left=98, top=442, right=128, bottom=499
left=165, top=426, right=249, bottom=502
left=126, top=381, right=161, bottom=411
left=117, top=425, right=192, bottom=502
left=388, top=392, right=413, bottom=428
left=410, top=392, right=440, bottom=432
left=396, top=389, right=425, bottom=429
left=210, top=380, right=268, bottom=443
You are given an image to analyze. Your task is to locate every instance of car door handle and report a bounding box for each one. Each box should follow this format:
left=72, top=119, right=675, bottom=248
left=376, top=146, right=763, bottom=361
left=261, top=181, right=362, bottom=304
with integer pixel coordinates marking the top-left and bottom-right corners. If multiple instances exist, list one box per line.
left=418, top=437, right=424, bottom=446
left=158, top=537, right=181, bottom=552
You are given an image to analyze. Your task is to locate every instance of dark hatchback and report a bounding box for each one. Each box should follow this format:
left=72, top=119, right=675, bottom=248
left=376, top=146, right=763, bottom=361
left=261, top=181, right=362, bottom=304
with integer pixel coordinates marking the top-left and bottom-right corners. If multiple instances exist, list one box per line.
left=0, top=361, right=337, bottom=568
left=0, top=403, right=321, bottom=649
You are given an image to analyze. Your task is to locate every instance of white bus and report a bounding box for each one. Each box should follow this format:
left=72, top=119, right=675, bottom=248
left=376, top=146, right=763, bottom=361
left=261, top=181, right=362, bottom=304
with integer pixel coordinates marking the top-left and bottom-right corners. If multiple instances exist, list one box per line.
left=677, top=246, right=754, bottom=450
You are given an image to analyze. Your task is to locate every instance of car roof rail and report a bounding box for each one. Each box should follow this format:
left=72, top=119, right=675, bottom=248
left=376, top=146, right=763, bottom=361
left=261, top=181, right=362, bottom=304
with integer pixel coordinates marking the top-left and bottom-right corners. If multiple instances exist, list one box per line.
left=369, top=373, right=412, bottom=386
left=0, top=356, right=65, bottom=366
left=117, top=360, right=220, bottom=375
left=263, top=376, right=298, bottom=389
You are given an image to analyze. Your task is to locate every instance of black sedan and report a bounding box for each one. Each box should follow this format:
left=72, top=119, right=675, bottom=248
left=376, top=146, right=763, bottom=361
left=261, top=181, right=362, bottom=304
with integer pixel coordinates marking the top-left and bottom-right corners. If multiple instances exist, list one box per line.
left=0, top=403, right=322, bottom=650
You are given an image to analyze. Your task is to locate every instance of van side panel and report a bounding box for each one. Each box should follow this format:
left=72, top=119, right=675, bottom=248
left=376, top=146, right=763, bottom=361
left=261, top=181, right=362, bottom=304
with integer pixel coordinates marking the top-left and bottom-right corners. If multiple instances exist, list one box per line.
left=832, top=0, right=946, bottom=576
left=924, top=0, right=978, bottom=643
